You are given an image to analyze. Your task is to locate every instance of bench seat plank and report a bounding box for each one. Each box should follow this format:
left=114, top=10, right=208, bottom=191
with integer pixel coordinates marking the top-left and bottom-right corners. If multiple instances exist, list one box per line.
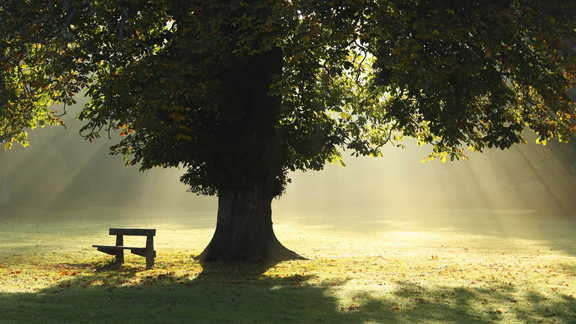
left=130, top=247, right=157, bottom=258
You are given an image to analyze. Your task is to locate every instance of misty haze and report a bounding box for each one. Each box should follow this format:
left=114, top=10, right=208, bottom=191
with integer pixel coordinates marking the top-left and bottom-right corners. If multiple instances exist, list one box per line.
left=1, top=97, right=575, bottom=221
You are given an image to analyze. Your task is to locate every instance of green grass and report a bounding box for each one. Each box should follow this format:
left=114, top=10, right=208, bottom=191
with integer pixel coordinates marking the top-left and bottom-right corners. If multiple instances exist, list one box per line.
left=0, top=207, right=575, bottom=323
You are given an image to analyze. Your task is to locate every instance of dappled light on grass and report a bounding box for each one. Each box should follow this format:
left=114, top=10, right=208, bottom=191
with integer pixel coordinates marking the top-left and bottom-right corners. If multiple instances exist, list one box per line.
left=0, top=253, right=575, bottom=323
left=1, top=209, right=575, bottom=323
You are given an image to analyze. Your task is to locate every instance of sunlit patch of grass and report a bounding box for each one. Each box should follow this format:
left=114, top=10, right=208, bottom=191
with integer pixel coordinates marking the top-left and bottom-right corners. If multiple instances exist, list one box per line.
left=0, top=208, right=575, bottom=323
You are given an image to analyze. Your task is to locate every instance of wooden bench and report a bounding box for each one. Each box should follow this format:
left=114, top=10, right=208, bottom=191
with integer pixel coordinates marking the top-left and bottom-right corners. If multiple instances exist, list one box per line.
left=93, top=228, right=156, bottom=269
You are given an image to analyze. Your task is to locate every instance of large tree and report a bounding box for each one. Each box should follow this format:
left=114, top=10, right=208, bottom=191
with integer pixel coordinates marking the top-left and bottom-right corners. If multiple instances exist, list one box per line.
left=2, top=0, right=575, bottom=262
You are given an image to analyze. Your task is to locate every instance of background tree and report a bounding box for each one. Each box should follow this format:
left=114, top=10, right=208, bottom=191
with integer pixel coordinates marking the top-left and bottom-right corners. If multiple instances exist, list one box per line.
left=1, top=0, right=575, bottom=262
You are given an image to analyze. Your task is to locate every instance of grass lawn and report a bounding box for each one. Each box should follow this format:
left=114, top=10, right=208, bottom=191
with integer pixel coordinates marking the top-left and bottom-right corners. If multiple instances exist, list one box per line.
left=0, top=207, right=575, bottom=323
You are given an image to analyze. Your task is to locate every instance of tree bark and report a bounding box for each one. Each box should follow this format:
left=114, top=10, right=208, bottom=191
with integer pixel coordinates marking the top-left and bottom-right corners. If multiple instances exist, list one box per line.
left=196, top=183, right=305, bottom=263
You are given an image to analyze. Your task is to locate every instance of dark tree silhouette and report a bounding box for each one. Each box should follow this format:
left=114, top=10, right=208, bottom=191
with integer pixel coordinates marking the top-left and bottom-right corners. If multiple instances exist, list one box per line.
left=2, top=0, right=576, bottom=261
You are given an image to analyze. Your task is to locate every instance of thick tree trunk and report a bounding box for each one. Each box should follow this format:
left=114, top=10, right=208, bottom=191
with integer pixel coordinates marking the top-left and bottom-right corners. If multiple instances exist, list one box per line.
left=196, top=183, right=305, bottom=263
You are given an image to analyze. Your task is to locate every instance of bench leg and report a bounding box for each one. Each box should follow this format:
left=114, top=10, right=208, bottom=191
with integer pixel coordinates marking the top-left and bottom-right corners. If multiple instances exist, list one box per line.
left=145, top=235, right=154, bottom=269
left=115, top=234, right=124, bottom=265
left=115, top=250, right=124, bottom=265
left=146, top=256, right=154, bottom=270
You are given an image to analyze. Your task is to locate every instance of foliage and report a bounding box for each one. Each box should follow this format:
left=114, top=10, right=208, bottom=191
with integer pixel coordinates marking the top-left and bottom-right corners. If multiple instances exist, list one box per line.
left=1, top=0, right=576, bottom=196
left=370, top=0, right=576, bottom=162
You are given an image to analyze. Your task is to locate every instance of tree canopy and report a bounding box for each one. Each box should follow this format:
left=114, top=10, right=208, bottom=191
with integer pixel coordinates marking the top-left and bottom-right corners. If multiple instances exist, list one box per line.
left=2, top=0, right=576, bottom=262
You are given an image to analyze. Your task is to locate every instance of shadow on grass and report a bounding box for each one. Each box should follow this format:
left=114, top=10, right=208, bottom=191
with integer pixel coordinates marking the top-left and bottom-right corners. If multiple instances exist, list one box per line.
left=385, top=280, right=576, bottom=323
left=0, top=260, right=575, bottom=324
